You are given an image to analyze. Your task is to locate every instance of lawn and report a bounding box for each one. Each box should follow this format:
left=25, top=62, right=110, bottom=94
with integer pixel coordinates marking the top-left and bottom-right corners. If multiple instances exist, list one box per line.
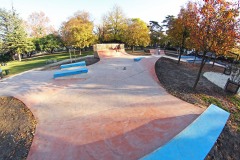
left=1, top=51, right=94, bottom=76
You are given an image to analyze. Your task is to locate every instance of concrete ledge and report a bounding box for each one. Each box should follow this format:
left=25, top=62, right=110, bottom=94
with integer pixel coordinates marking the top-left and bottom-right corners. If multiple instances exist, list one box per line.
left=60, top=61, right=86, bottom=69
left=180, top=56, right=196, bottom=59
left=42, top=55, right=94, bottom=69
left=134, top=57, right=143, bottom=62
left=186, top=58, right=203, bottom=62
left=53, top=68, right=88, bottom=79
left=141, top=104, right=230, bottom=160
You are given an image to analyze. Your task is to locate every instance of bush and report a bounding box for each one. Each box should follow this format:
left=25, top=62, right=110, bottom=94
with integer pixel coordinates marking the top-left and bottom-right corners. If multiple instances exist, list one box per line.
left=0, top=53, right=12, bottom=63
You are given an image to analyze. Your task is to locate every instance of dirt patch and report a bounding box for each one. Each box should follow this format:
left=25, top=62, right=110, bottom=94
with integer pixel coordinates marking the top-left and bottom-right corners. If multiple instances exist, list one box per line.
left=42, top=56, right=100, bottom=70
left=155, top=57, right=240, bottom=160
left=0, top=96, right=36, bottom=160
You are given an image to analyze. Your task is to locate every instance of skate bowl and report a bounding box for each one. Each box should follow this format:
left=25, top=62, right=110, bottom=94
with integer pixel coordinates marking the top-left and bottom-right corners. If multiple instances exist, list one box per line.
left=0, top=44, right=227, bottom=160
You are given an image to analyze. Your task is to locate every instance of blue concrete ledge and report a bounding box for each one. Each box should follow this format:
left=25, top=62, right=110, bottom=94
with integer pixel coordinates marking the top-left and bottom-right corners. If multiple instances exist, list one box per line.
left=54, top=68, right=88, bottom=79
left=60, top=61, right=86, bottom=69
left=134, top=57, right=143, bottom=62
left=187, top=58, right=210, bottom=63
left=186, top=57, right=202, bottom=62
left=180, top=56, right=197, bottom=59
left=140, top=104, right=230, bottom=160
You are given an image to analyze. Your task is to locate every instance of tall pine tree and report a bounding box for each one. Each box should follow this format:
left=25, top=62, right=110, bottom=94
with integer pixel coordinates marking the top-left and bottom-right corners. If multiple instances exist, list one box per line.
left=0, top=8, right=34, bottom=61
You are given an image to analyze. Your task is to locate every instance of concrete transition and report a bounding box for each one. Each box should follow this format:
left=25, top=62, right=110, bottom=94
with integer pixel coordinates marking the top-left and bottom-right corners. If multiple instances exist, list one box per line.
left=141, top=104, right=229, bottom=160
left=0, top=47, right=205, bottom=160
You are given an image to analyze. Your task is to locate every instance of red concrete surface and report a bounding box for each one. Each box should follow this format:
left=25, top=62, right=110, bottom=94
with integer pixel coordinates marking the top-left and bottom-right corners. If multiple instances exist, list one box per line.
left=14, top=50, right=203, bottom=160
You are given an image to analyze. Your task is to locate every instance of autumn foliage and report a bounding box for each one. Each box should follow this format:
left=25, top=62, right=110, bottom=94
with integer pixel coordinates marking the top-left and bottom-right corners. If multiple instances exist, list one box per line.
left=187, top=0, right=239, bottom=55
left=60, top=11, right=96, bottom=53
left=124, top=18, right=150, bottom=52
left=27, top=12, right=55, bottom=38
left=170, top=0, right=240, bottom=89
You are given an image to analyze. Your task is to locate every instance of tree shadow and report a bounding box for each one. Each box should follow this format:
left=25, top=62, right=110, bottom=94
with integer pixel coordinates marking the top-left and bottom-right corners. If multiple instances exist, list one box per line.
left=27, top=114, right=199, bottom=160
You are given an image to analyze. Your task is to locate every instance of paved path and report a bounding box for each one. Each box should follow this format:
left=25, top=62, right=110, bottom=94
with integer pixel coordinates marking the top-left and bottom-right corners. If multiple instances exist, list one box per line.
left=0, top=50, right=203, bottom=160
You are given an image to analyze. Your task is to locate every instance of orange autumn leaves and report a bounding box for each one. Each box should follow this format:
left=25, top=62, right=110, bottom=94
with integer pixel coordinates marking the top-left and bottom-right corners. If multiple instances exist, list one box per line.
left=174, top=0, right=239, bottom=55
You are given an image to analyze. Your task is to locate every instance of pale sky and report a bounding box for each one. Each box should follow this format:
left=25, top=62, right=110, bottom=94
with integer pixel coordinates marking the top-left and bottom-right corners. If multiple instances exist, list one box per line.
left=0, top=0, right=190, bottom=30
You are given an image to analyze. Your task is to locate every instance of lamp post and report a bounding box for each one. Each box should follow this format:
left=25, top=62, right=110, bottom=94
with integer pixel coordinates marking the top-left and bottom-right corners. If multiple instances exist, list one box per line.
left=158, top=37, right=161, bottom=48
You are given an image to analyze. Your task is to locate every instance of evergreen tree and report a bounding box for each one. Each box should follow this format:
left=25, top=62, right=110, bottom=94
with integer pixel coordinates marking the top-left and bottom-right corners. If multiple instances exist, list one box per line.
left=0, top=8, right=34, bottom=61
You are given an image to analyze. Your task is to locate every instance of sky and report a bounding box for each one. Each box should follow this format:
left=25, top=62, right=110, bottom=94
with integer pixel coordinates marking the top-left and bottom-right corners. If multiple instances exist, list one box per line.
left=0, top=0, right=190, bottom=30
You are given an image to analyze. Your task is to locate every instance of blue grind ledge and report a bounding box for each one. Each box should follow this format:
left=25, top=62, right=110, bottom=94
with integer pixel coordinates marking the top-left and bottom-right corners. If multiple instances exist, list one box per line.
left=60, top=61, right=86, bottom=69
left=54, top=68, right=88, bottom=79
left=140, top=104, right=230, bottom=160
left=134, top=57, right=144, bottom=62
left=187, top=58, right=210, bottom=63
left=180, top=56, right=196, bottom=59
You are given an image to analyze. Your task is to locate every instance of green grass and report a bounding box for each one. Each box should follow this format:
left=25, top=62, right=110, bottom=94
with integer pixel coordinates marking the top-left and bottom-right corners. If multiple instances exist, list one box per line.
left=201, top=95, right=226, bottom=110
left=201, top=94, right=240, bottom=131
left=228, top=95, right=240, bottom=110
left=1, top=51, right=94, bottom=76
left=228, top=95, right=240, bottom=131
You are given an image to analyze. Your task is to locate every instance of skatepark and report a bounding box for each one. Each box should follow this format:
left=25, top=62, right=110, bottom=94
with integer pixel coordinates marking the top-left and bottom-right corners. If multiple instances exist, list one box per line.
left=0, top=44, right=229, bottom=160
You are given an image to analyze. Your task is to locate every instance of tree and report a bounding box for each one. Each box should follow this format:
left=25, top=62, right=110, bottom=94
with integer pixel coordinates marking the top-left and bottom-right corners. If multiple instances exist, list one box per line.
left=148, top=21, right=163, bottom=47
left=0, top=40, right=3, bottom=51
left=4, top=24, right=34, bottom=61
left=168, top=7, right=192, bottom=64
left=183, top=0, right=240, bottom=89
left=159, top=15, right=177, bottom=48
left=124, top=18, right=150, bottom=52
left=162, top=15, right=175, bottom=32
left=0, top=8, right=9, bottom=41
left=34, top=34, right=62, bottom=53
left=95, top=24, right=106, bottom=43
left=43, top=34, right=62, bottom=53
left=27, top=11, right=55, bottom=38
left=101, top=5, right=127, bottom=42
left=0, top=8, right=34, bottom=61
left=60, top=11, right=95, bottom=55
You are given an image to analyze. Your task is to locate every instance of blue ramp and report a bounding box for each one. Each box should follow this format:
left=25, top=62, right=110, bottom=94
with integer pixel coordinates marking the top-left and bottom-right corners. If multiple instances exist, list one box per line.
left=54, top=68, right=88, bottom=79
left=60, top=61, right=86, bottom=69
left=134, top=57, right=144, bottom=62
left=141, top=104, right=230, bottom=160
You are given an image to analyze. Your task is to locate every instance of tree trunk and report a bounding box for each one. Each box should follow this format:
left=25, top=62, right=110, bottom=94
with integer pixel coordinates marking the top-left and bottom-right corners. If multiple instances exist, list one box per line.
left=51, top=48, right=54, bottom=53
left=193, top=51, right=198, bottom=64
left=177, top=49, right=182, bottom=64
left=132, top=46, right=134, bottom=53
left=193, top=52, right=206, bottom=89
left=69, top=49, right=72, bottom=63
left=178, top=27, right=187, bottom=64
left=79, top=48, right=82, bottom=55
left=212, top=57, right=216, bottom=67
left=18, top=53, right=22, bottom=61
left=11, top=53, right=15, bottom=61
